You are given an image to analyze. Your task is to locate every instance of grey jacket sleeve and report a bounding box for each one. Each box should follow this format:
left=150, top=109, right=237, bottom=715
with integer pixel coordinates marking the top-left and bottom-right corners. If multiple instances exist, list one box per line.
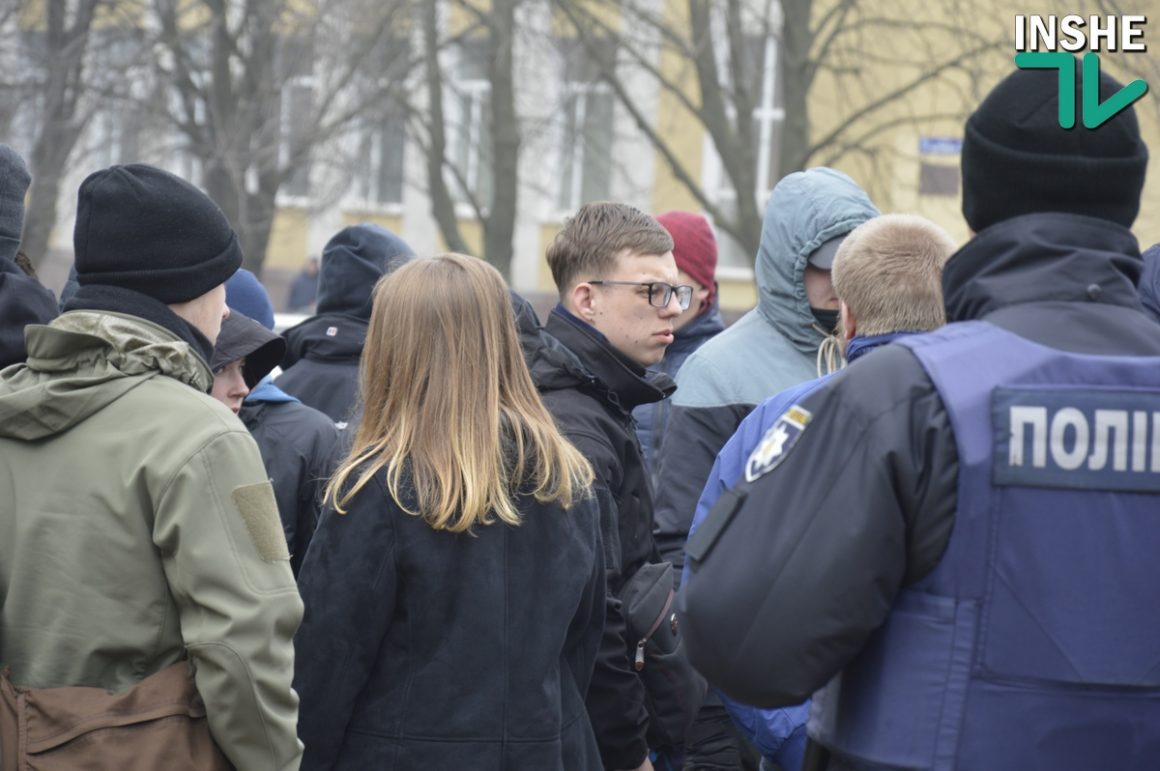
left=653, top=401, right=753, bottom=578
left=154, top=429, right=304, bottom=771
left=678, top=347, right=958, bottom=708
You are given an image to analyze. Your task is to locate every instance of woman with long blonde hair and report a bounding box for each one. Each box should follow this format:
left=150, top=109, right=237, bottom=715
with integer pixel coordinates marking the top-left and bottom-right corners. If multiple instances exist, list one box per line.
left=293, top=254, right=604, bottom=770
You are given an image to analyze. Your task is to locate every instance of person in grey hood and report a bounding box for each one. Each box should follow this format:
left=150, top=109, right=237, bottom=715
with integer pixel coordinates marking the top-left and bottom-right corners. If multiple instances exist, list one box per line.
left=651, top=167, right=877, bottom=768
left=276, top=223, right=413, bottom=426
left=654, top=167, right=878, bottom=577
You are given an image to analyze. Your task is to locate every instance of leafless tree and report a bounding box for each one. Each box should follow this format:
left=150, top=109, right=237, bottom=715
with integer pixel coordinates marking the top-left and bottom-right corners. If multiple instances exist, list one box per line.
left=146, top=0, right=416, bottom=274
left=411, top=0, right=521, bottom=278
left=555, top=0, right=1003, bottom=259
left=7, top=0, right=143, bottom=268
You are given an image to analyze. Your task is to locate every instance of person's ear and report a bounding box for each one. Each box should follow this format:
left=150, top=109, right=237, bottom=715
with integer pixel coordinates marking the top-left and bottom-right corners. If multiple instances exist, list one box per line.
left=840, top=300, right=856, bottom=344
left=568, top=281, right=598, bottom=322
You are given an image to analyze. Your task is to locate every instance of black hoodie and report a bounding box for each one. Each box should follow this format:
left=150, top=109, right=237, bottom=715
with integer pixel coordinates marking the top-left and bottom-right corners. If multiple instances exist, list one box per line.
left=679, top=213, right=1160, bottom=726
left=276, top=224, right=413, bottom=425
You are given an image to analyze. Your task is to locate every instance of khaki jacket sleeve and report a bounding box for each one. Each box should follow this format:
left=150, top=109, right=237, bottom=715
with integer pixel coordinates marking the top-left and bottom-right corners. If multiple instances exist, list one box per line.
left=153, top=428, right=305, bottom=771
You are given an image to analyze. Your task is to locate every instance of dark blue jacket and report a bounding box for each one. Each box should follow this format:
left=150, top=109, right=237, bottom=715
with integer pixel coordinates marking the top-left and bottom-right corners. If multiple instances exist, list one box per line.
left=633, top=303, right=724, bottom=480
left=682, top=332, right=910, bottom=770
left=1140, top=243, right=1160, bottom=322
left=680, top=212, right=1160, bottom=770
left=294, top=467, right=605, bottom=770
left=806, top=322, right=1160, bottom=770
left=240, top=379, right=339, bottom=575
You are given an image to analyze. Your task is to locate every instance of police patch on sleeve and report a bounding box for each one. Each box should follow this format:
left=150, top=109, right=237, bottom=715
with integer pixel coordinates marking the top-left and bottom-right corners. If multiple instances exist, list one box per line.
left=745, top=405, right=812, bottom=483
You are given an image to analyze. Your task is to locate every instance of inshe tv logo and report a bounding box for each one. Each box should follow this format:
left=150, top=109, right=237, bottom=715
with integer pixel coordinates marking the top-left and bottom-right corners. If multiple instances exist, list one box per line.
left=1014, top=15, right=1149, bottom=128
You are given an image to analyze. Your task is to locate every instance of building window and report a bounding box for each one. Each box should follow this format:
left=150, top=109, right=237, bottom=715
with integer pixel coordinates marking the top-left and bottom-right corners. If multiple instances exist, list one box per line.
left=917, top=137, right=962, bottom=196
left=358, top=107, right=406, bottom=206
left=92, top=106, right=143, bottom=167
left=279, top=35, right=315, bottom=200
left=919, top=163, right=959, bottom=196
left=556, top=37, right=614, bottom=212
left=706, top=30, right=784, bottom=267
left=746, top=35, right=784, bottom=200
left=354, top=34, right=410, bottom=207
left=450, top=38, right=491, bottom=208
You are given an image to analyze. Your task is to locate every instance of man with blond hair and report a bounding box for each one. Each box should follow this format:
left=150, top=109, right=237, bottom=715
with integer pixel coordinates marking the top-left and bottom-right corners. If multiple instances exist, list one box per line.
left=678, top=213, right=956, bottom=771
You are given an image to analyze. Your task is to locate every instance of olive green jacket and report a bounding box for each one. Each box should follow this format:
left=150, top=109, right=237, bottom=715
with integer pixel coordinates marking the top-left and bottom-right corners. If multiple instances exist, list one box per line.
left=0, top=311, right=304, bottom=771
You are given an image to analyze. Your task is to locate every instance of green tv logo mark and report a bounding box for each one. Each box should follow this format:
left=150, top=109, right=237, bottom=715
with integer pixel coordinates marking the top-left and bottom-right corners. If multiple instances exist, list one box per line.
left=1015, top=52, right=1148, bottom=129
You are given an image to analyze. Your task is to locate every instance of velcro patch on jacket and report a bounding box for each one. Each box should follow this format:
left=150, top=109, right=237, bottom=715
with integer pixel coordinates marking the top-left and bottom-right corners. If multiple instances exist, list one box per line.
left=745, top=405, right=812, bottom=483
left=232, top=481, right=290, bottom=561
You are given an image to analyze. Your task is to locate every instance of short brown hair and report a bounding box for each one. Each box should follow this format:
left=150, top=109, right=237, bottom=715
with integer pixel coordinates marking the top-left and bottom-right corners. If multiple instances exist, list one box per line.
left=832, top=214, right=957, bottom=337
left=546, top=202, right=674, bottom=294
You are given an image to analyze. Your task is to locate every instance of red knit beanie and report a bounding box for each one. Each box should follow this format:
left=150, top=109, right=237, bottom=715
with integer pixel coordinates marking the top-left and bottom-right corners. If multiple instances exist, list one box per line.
left=656, top=211, right=718, bottom=312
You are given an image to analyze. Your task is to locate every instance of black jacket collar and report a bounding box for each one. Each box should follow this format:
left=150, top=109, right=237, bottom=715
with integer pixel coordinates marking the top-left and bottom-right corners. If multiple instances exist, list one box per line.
left=943, top=212, right=1145, bottom=323
left=538, top=307, right=675, bottom=413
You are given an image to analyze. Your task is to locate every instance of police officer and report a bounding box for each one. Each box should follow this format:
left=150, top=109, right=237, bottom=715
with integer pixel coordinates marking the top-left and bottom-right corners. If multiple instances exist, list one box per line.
left=679, top=61, right=1160, bottom=770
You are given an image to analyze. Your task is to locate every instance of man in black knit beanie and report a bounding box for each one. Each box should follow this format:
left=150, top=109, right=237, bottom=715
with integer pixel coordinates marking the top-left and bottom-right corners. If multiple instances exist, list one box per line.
left=0, top=164, right=304, bottom=769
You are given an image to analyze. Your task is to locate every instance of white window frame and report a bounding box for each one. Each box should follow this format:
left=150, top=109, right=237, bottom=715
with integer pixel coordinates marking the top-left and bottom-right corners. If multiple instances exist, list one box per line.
left=454, top=77, right=490, bottom=211
left=701, top=30, right=784, bottom=269
left=278, top=71, right=316, bottom=206
left=353, top=115, right=407, bottom=214
left=555, top=79, right=614, bottom=216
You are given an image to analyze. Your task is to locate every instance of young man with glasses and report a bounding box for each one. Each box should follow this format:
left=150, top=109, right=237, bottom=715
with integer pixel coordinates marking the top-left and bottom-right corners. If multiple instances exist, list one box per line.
left=529, top=202, right=684, bottom=771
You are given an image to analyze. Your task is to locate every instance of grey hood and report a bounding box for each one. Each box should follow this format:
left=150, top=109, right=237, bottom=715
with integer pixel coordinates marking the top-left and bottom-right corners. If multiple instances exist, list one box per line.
left=755, top=167, right=879, bottom=356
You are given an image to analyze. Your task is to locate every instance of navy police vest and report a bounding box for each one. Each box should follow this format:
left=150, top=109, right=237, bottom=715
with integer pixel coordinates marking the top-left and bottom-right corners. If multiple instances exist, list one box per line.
left=808, top=321, right=1160, bottom=770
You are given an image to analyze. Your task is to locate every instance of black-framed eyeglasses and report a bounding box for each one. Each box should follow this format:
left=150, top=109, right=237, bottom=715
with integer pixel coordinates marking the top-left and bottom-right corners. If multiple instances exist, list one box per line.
left=588, top=280, right=694, bottom=311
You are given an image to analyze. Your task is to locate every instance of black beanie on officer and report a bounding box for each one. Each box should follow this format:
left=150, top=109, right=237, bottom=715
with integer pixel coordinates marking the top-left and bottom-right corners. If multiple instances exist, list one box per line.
left=73, top=164, right=243, bottom=304
left=961, top=59, right=1149, bottom=233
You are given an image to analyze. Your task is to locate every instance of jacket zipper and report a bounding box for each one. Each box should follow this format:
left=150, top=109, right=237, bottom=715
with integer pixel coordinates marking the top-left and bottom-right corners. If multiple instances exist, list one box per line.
left=634, top=587, right=674, bottom=671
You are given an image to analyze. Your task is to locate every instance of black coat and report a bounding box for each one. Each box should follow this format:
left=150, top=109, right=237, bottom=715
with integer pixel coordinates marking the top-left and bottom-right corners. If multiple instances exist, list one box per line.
left=530, top=307, right=675, bottom=769
left=293, top=468, right=605, bottom=770
left=276, top=313, right=366, bottom=426
left=680, top=213, right=1160, bottom=720
left=240, top=393, right=340, bottom=574
left=0, top=255, right=57, bottom=368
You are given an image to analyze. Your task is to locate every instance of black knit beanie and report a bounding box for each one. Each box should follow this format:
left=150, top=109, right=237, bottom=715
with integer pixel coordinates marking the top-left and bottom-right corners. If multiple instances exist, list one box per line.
left=961, top=59, right=1149, bottom=233
left=74, top=164, right=243, bottom=303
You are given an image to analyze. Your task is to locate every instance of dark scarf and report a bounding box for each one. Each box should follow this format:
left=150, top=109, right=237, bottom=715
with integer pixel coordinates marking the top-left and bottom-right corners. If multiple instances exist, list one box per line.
left=64, top=284, right=215, bottom=366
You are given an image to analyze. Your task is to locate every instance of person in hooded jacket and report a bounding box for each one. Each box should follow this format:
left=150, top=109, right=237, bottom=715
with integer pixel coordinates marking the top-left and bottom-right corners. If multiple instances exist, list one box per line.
left=652, top=168, right=879, bottom=582
left=276, top=224, right=413, bottom=426
left=225, top=269, right=340, bottom=575
left=680, top=63, right=1160, bottom=771
left=0, top=144, right=57, bottom=369
left=651, top=169, right=877, bottom=771
left=634, top=211, right=724, bottom=481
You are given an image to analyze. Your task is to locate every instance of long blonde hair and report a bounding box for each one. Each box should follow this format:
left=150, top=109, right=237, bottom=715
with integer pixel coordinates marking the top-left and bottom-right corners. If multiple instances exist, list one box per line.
left=326, top=253, right=593, bottom=532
